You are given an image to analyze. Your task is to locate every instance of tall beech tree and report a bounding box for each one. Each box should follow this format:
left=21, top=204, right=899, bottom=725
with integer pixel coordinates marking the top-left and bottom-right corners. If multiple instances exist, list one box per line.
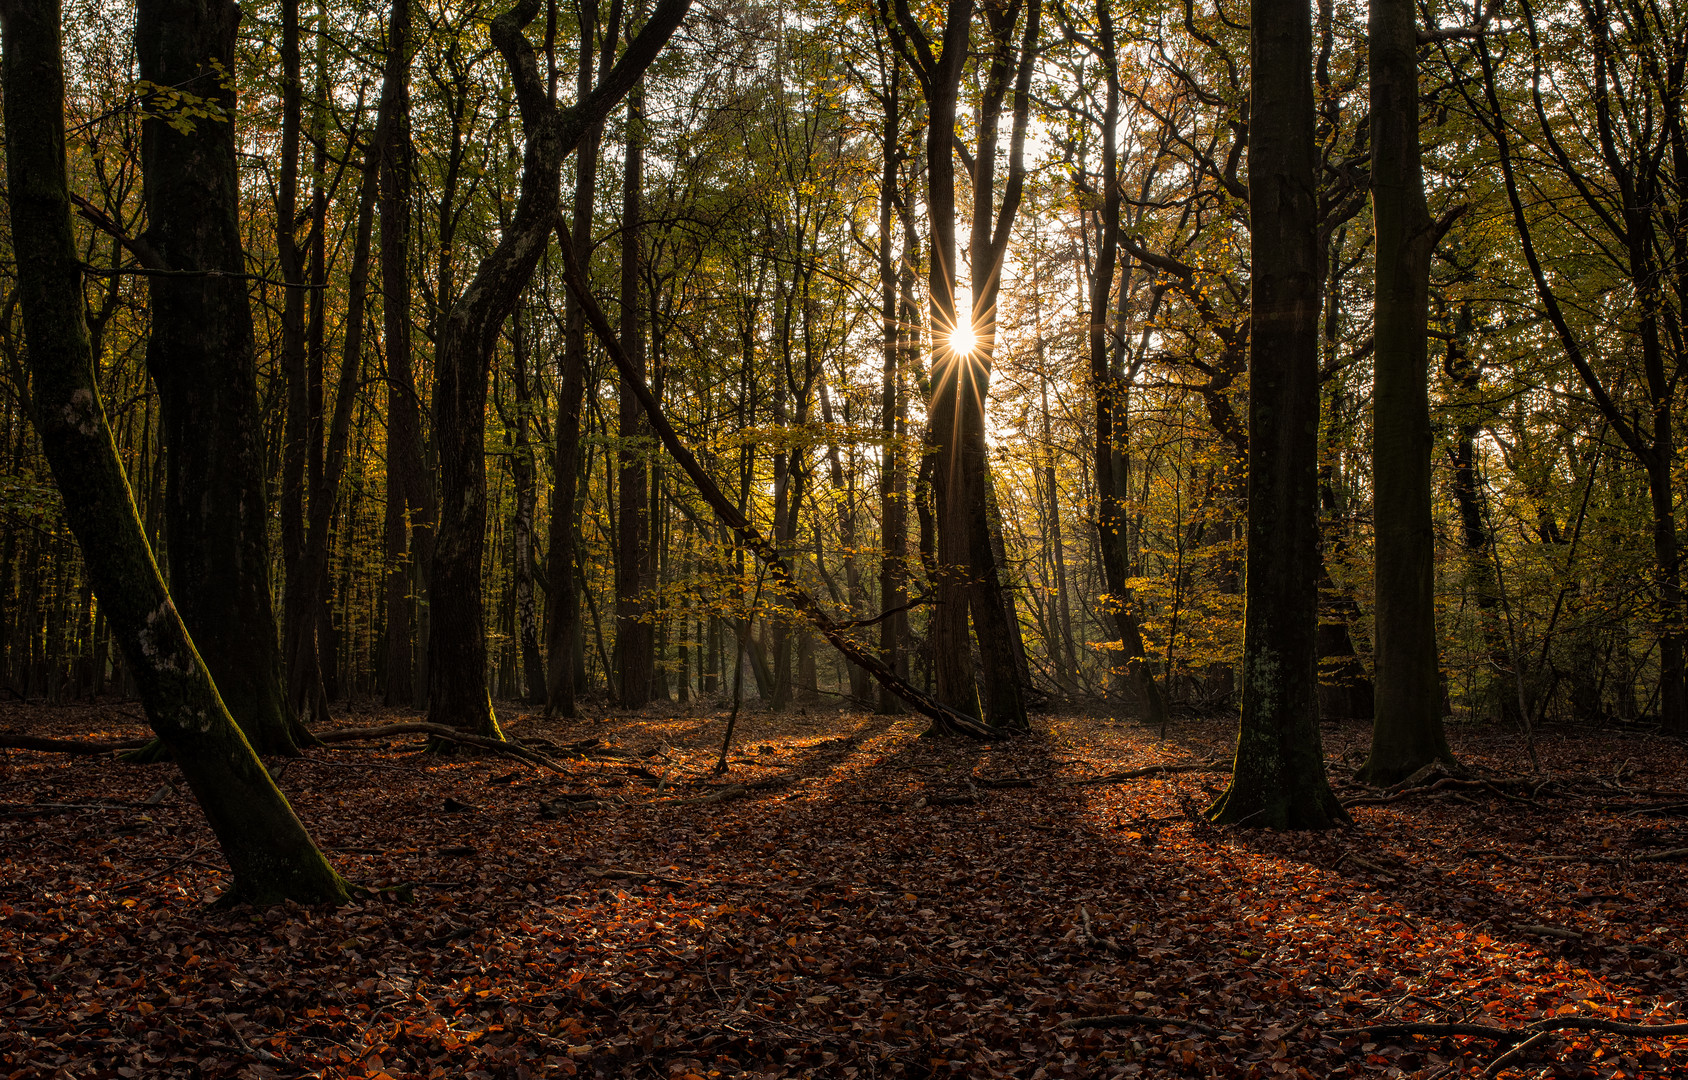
left=1, top=0, right=348, bottom=905
left=890, top=0, right=1037, bottom=732
left=135, top=0, right=301, bottom=755
left=426, top=0, right=691, bottom=735
left=1206, top=0, right=1345, bottom=827
left=1361, top=0, right=1457, bottom=782
left=380, top=0, right=432, bottom=707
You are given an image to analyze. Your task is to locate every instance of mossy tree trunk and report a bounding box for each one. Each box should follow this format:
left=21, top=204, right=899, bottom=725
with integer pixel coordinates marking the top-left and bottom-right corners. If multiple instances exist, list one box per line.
left=1, top=0, right=347, bottom=905
left=1361, top=0, right=1456, bottom=784
left=1206, top=0, right=1346, bottom=828
left=135, top=0, right=302, bottom=756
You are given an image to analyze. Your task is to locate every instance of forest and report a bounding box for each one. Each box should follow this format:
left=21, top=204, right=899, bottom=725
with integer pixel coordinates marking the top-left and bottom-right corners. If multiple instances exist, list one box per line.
left=2, top=0, right=1688, bottom=1074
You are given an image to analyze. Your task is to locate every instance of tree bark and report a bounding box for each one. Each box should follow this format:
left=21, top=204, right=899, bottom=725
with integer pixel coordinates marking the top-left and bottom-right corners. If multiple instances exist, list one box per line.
left=1360, top=0, right=1455, bottom=784
left=2, top=0, right=347, bottom=904
left=137, top=0, right=301, bottom=755
left=1206, top=0, right=1345, bottom=828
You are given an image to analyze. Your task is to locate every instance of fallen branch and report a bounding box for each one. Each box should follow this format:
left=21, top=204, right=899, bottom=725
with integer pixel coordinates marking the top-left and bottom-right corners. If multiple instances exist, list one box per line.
left=557, top=234, right=995, bottom=740
left=1058, top=1013, right=1226, bottom=1037
left=0, top=733, right=151, bottom=754
left=582, top=865, right=695, bottom=887
left=649, top=784, right=748, bottom=808
left=1484, top=1029, right=1554, bottom=1076
left=1328, top=1015, right=1688, bottom=1044
left=1344, top=774, right=1542, bottom=808
left=1060, top=761, right=1226, bottom=786
left=1510, top=922, right=1684, bottom=962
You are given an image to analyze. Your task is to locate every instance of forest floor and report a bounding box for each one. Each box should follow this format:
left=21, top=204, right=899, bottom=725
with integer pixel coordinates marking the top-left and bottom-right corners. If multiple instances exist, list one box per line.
left=2, top=700, right=1686, bottom=1080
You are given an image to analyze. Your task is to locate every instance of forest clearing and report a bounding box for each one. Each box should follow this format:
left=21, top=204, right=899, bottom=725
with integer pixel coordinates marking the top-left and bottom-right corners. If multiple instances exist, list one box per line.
left=3, top=704, right=1687, bottom=1079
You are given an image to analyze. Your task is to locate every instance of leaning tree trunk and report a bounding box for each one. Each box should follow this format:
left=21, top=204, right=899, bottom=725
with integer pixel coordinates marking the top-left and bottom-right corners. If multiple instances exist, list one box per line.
left=426, top=0, right=690, bottom=733
left=1360, top=0, right=1456, bottom=784
left=1206, top=0, right=1345, bottom=828
left=137, top=0, right=302, bottom=755
left=2, top=0, right=347, bottom=905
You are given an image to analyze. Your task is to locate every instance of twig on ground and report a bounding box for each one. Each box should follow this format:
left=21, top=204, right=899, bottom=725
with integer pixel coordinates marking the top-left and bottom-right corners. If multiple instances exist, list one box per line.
left=1058, top=1013, right=1226, bottom=1036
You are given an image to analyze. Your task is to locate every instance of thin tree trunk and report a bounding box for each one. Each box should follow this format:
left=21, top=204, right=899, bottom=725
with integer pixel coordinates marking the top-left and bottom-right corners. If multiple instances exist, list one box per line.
left=875, top=86, right=906, bottom=713
left=546, top=0, right=623, bottom=717
left=510, top=303, right=545, bottom=703
left=615, top=70, right=655, bottom=708
left=379, top=0, right=426, bottom=707
left=284, top=132, right=380, bottom=727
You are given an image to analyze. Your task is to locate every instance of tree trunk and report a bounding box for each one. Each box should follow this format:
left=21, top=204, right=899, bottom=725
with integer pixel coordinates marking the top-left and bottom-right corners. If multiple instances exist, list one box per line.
left=284, top=130, right=380, bottom=728
left=914, top=0, right=983, bottom=725
left=1443, top=314, right=1515, bottom=723
left=137, top=0, right=301, bottom=755
left=615, top=74, right=655, bottom=708
left=875, top=93, right=907, bottom=713
left=379, top=0, right=428, bottom=707
left=1206, top=0, right=1345, bottom=828
left=1360, top=0, right=1454, bottom=784
left=509, top=304, right=546, bottom=704
left=545, top=0, right=622, bottom=717
left=3, top=0, right=347, bottom=905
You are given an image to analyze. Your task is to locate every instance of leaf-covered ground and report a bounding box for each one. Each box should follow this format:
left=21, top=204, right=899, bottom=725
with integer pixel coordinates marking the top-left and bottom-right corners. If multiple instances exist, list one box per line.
left=3, top=701, right=1686, bottom=1079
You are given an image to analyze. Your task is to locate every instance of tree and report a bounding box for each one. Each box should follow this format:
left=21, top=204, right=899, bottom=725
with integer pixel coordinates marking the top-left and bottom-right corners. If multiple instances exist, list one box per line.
left=890, top=0, right=1037, bottom=732
left=544, top=0, right=624, bottom=718
left=135, top=0, right=302, bottom=755
left=426, top=0, right=692, bottom=734
left=1206, top=0, right=1346, bottom=828
left=380, top=0, right=433, bottom=707
left=1361, top=0, right=1458, bottom=783
left=1, top=0, right=347, bottom=905
left=616, top=62, right=656, bottom=708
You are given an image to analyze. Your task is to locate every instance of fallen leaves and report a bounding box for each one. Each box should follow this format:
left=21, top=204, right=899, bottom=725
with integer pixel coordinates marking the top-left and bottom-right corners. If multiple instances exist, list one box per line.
left=1, top=701, right=1686, bottom=1078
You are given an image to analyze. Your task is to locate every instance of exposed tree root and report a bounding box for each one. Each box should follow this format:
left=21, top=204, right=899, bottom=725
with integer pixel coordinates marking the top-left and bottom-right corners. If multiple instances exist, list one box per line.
left=314, top=722, right=567, bottom=772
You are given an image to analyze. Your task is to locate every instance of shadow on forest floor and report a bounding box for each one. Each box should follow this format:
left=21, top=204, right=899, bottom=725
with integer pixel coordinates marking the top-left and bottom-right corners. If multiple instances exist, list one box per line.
left=3, top=697, right=1687, bottom=1079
